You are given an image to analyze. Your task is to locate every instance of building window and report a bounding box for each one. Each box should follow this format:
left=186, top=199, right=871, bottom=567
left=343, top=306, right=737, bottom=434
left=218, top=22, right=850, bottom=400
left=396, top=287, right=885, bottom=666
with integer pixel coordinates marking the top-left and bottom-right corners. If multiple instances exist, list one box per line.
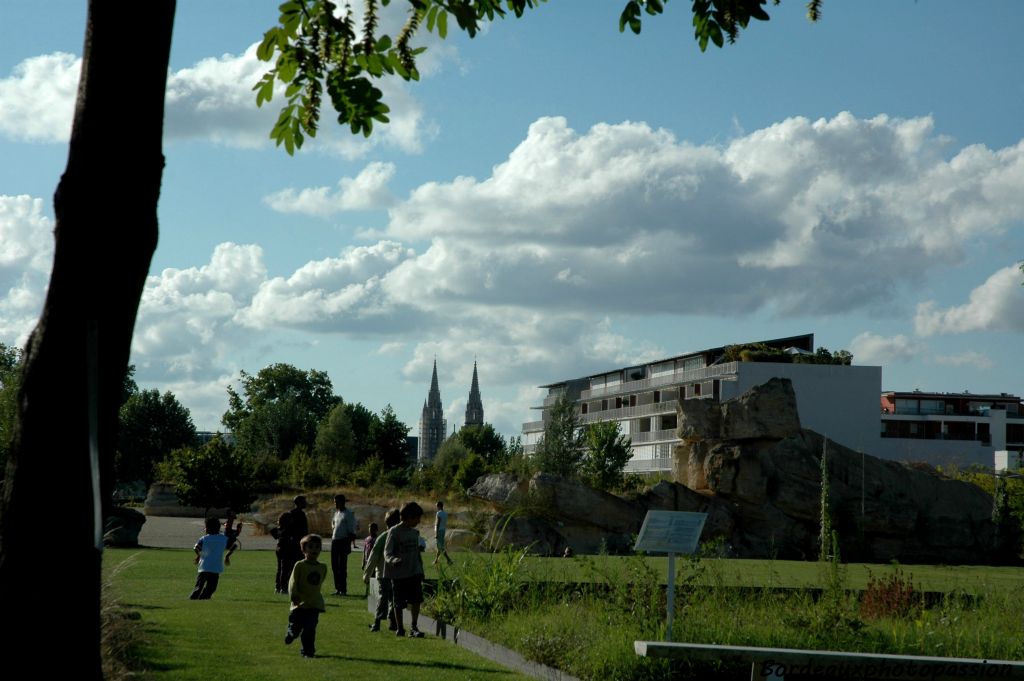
left=581, top=403, right=588, bottom=415
left=653, top=390, right=661, bottom=403
left=629, top=395, right=637, bottom=407
left=615, top=397, right=623, bottom=409
left=693, top=383, right=702, bottom=397
left=601, top=399, right=608, bottom=411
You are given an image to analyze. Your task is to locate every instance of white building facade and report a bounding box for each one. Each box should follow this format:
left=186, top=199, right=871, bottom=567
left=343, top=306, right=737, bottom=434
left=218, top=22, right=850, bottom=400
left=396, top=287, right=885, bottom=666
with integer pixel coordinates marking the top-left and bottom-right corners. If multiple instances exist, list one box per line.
left=522, top=335, right=882, bottom=473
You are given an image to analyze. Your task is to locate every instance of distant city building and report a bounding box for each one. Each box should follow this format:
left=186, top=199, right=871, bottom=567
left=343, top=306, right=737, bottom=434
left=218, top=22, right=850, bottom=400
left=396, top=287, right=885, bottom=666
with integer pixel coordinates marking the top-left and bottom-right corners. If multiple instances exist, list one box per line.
left=522, top=334, right=881, bottom=473
left=876, top=390, right=1024, bottom=467
left=418, top=360, right=447, bottom=465
left=196, top=431, right=236, bottom=447
left=465, top=361, right=484, bottom=427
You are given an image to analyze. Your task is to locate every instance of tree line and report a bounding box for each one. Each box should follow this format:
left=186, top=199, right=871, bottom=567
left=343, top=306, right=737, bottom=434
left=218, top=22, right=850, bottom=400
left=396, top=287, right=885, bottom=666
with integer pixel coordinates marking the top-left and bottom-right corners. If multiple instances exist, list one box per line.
left=1, top=343, right=637, bottom=513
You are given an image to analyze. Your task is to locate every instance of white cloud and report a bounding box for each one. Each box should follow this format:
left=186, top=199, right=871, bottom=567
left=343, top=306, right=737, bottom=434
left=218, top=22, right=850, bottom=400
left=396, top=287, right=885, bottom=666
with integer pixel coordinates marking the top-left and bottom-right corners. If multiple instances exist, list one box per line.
left=264, top=162, right=396, bottom=216
left=848, top=332, right=924, bottom=365
left=0, top=195, right=53, bottom=343
left=1, top=46, right=435, bottom=156
left=235, top=241, right=416, bottom=331
left=914, top=265, right=1024, bottom=336
left=382, top=114, right=1024, bottom=316
left=0, top=53, right=79, bottom=142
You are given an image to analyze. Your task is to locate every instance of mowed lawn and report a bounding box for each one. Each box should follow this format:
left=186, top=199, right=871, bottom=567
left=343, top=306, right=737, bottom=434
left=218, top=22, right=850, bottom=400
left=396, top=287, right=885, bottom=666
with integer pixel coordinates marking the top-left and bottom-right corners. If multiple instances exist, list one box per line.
left=103, top=547, right=534, bottom=681
left=105, top=547, right=1023, bottom=680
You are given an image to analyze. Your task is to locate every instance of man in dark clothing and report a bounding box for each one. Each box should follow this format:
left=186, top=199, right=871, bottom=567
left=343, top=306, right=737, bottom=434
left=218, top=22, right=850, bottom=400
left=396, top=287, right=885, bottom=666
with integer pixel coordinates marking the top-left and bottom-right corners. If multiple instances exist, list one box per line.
left=275, top=495, right=309, bottom=593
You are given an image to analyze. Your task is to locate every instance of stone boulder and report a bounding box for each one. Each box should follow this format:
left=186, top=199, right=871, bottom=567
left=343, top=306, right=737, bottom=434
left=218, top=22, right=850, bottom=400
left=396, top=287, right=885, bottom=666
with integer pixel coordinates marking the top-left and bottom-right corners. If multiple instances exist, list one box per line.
left=467, top=472, right=528, bottom=508
left=104, top=506, right=146, bottom=547
left=679, top=376, right=801, bottom=442
left=528, top=473, right=643, bottom=535
left=674, top=380, right=1003, bottom=564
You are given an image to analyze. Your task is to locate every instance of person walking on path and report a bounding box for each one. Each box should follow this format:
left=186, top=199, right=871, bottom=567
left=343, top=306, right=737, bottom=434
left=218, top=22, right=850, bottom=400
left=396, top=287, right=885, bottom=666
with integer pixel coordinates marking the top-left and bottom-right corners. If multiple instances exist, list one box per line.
left=284, top=534, right=327, bottom=658
left=363, top=509, right=400, bottom=632
left=275, top=495, right=308, bottom=594
left=384, top=502, right=427, bottom=638
left=189, top=517, right=235, bottom=600
left=432, top=500, right=453, bottom=566
left=330, top=494, right=357, bottom=596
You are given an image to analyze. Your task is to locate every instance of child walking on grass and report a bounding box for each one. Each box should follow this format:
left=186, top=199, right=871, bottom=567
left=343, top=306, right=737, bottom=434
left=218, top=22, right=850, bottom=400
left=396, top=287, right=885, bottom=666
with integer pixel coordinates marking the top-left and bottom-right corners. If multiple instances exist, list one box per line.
left=363, top=509, right=401, bottom=632
left=284, top=534, right=327, bottom=658
left=361, top=522, right=379, bottom=598
left=190, top=517, right=235, bottom=600
left=383, top=502, right=426, bottom=638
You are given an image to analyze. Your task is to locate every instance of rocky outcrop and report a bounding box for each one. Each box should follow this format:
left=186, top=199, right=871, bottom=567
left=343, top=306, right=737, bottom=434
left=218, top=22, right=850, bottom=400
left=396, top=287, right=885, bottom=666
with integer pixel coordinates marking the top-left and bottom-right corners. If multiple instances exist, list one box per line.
left=104, top=506, right=146, bottom=547
left=469, top=378, right=1005, bottom=564
left=675, top=379, right=1001, bottom=563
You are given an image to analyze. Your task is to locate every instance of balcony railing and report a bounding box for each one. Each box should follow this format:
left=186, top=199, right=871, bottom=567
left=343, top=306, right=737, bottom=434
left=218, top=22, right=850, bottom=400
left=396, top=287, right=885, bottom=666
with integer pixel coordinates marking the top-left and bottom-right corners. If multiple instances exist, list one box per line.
left=627, top=428, right=678, bottom=445
left=581, top=362, right=739, bottom=400
left=580, top=399, right=680, bottom=424
left=624, top=456, right=673, bottom=473
left=522, top=420, right=545, bottom=432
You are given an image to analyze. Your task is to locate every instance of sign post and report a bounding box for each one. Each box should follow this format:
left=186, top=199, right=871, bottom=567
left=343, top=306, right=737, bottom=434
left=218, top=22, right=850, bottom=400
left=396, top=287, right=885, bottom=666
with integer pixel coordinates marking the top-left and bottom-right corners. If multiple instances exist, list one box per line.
left=634, top=511, right=707, bottom=641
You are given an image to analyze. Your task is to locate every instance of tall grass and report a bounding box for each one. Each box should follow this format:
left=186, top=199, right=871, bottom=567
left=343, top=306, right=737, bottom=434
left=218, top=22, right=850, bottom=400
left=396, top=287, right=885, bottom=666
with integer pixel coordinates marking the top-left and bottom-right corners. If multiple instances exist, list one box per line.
left=425, top=552, right=1024, bottom=681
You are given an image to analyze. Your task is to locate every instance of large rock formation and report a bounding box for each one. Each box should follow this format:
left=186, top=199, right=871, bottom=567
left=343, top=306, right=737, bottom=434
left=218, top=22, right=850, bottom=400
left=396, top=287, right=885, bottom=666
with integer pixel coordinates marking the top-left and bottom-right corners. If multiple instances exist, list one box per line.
left=675, top=378, right=1000, bottom=563
left=470, top=378, right=1005, bottom=564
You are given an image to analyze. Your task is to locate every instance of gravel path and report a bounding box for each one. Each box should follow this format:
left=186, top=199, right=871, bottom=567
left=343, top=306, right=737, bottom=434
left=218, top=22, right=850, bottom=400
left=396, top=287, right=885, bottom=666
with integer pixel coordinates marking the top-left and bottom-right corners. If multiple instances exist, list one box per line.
left=138, top=515, right=276, bottom=550
left=137, top=515, right=349, bottom=551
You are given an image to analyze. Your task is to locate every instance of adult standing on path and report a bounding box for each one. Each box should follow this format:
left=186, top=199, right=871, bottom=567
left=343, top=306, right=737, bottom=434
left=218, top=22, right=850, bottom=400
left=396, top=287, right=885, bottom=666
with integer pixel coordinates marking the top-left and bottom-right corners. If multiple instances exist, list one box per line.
left=275, top=495, right=308, bottom=594
left=330, top=494, right=357, bottom=595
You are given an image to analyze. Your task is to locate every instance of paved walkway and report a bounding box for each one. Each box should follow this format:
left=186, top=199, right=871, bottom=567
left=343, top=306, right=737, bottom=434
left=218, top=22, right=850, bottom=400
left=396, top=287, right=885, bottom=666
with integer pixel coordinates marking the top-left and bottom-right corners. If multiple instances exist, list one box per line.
left=137, top=514, right=350, bottom=551
left=138, top=515, right=278, bottom=550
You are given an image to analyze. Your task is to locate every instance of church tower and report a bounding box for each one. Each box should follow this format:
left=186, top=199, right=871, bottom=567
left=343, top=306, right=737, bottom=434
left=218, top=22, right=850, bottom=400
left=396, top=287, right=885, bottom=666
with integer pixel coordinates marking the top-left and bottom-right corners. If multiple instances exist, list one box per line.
left=464, top=361, right=484, bottom=427
left=417, top=360, right=446, bottom=464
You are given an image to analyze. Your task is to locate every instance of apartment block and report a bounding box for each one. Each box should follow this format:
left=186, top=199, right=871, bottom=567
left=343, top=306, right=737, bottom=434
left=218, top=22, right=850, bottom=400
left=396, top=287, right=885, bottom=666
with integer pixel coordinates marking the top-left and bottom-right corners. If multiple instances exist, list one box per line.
left=875, top=390, right=1024, bottom=468
left=522, top=334, right=882, bottom=473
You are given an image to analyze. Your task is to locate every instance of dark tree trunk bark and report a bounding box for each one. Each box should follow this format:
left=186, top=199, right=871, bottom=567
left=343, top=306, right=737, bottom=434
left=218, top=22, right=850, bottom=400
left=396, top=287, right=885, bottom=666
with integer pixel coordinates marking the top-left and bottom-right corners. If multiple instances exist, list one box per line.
left=0, top=2, right=175, bottom=677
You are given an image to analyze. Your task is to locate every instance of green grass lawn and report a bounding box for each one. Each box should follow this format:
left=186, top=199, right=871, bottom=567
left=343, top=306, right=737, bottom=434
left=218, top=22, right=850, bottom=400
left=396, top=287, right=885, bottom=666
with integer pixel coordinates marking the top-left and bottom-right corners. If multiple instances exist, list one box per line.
left=105, top=547, right=1024, bottom=680
left=103, top=547, right=534, bottom=681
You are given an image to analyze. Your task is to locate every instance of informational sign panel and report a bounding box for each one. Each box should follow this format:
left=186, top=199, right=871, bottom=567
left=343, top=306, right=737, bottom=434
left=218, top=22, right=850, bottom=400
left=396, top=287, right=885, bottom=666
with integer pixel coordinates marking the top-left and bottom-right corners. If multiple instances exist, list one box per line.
left=634, top=511, right=707, bottom=555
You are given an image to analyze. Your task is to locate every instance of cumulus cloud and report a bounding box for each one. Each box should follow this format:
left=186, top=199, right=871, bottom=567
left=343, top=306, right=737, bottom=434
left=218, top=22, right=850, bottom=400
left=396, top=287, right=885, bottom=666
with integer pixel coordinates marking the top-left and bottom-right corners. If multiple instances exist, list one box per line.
left=848, top=332, right=924, bottom=365
left=0, top=53, right=79, bottom=142
left=235, top=241, right=418, bottom=331
left=914, top=265, right=1024, bottom=336
left=382, top=114, right=1024, bottom=316
left=0, top=195, right=53, bottom=342
left=1, top=45, right=435, bottom=156
left=264, top=162, right=397, bottom=216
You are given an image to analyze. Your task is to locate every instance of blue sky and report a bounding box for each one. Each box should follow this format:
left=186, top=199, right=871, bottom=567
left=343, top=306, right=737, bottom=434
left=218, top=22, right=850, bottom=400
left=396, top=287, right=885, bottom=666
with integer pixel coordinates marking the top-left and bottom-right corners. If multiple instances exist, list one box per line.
left=2, top=1, right=1023, bottom=438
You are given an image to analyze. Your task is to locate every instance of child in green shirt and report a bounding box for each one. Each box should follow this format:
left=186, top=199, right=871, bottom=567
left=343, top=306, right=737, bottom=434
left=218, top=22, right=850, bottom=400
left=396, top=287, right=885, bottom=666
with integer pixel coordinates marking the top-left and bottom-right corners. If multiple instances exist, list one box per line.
left=284, top=534, right=327, bottom=658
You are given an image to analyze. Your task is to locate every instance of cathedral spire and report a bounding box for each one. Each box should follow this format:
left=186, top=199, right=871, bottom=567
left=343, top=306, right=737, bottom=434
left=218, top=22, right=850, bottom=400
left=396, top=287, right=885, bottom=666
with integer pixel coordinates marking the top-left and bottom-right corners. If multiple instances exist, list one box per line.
left=464, top=361, right=484, bottom=427
left=418, top=359, right=446, bottom=465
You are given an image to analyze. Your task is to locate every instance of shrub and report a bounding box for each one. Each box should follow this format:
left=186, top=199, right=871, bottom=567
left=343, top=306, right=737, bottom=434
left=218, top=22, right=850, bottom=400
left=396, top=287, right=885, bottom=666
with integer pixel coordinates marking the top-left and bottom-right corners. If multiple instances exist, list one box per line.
left=860, top=567, right=921, bottom=620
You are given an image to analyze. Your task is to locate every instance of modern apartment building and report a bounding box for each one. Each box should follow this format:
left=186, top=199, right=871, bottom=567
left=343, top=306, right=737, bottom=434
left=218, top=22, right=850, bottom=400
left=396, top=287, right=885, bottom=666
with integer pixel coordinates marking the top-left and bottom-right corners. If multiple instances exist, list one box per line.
left=521, top=334, right=882, bottom=473
left=875, top=390, right=1024, bottom=468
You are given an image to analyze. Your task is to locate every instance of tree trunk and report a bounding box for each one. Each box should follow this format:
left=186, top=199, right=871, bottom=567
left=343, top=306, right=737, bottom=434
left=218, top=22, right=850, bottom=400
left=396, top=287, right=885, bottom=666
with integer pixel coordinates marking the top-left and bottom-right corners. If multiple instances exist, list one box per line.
left=0, top=2, right=175, bottom=677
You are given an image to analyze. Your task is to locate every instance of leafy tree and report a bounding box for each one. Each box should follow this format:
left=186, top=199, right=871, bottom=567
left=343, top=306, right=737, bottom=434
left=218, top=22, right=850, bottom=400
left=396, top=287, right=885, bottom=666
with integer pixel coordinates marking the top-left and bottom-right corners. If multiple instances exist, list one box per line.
left=428, top=436, right=472, bottom=490
left=224, top=363, right=341, bottom=460
left=533, top=393, right=585, bottom=478
left=116, top=389, right=197, bottom=487
left=453, top=450, right=488, bottom=493
left=0, top=344, right=23, bottom=478
left=580, top=420, right=632, bottom=491
left=314, top=402, right=356, bottom=469
left=370, top=404, right=411, bottom=470
left=163, top=437, right=258, bottom=515
left=457, top=423, right=507, bottom=468
left=343, top=401, right=379, bottom=465
left=0, top=2, right=821, bottom=675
